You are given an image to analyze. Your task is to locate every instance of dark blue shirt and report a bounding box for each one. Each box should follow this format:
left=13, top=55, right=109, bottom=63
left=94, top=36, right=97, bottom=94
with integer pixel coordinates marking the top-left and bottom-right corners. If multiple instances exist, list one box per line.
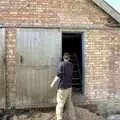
left=56, top=61, right=73, bottom=89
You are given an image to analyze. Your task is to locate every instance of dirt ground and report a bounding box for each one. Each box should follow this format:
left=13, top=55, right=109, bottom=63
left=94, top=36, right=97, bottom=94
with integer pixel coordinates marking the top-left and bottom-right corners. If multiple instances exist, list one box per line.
left=13, top=107, right=104, bottom=120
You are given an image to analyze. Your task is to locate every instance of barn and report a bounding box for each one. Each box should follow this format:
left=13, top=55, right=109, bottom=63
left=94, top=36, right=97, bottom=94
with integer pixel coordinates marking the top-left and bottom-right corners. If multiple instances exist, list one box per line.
left=0, top=0, right=120, bottom=109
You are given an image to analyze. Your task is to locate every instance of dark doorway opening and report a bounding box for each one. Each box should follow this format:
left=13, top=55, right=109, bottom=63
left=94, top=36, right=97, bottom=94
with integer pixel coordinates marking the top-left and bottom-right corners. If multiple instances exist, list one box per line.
left=62, top=33, right=83, bottom=94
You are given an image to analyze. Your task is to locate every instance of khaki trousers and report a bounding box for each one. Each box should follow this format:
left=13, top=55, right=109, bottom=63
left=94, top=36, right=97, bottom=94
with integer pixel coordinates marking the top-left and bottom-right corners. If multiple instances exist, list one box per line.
left=56, top=88, right=76, bottom=120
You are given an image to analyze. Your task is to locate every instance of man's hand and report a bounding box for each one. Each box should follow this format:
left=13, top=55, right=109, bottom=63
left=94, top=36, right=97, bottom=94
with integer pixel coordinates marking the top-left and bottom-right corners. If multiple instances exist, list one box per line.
left=50, top=76, right=59, bottom=88
left=50, top=83, right=54, bottom=88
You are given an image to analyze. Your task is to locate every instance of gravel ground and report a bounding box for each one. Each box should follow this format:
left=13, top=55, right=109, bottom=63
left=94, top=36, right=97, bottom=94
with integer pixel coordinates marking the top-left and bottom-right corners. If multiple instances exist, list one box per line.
left=13, top=107, right=104, bottom=120
left=106, top=115, right=120, bottom=120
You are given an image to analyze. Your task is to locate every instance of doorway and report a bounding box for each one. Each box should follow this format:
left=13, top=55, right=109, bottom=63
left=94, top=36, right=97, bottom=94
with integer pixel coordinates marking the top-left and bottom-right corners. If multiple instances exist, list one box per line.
left=62, top=32, right=84, bottom=93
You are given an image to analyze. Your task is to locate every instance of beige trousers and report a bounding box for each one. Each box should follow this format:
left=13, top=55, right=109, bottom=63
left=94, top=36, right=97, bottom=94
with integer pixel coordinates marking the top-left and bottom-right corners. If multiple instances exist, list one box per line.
left=56, top=88, right=76, bottom=120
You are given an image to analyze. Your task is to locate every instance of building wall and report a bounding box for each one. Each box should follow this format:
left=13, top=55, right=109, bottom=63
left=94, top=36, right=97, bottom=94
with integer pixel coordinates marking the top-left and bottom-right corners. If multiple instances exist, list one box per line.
left=5, top=28, right=16, bottom=106
left=0, top=0, right=109, bottom=25
left=84, top=30, right=120, bottom=113
left=0, top=0, right=120, bottom=107
left=85, top=30, right=120, bottom=101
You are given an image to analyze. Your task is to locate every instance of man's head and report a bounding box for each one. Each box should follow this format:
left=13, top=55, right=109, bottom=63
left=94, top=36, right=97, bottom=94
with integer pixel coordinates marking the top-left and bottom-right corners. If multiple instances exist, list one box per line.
left=63, top=53, right=70, bottom=61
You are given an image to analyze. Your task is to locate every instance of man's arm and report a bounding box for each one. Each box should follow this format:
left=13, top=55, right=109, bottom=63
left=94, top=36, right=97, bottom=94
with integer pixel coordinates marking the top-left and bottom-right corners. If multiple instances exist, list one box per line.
left=56, top=62, right=64, bottom=78
left=50, top=76, right=59, bottom=88
left=50, top=62, right=63, bottom=88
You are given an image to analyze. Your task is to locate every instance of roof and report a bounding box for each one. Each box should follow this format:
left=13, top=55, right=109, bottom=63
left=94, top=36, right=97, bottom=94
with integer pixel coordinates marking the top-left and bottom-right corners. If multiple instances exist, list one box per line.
left=92, top=0, right=120, bottom=24
left=104, top=0, right=120, bottom=13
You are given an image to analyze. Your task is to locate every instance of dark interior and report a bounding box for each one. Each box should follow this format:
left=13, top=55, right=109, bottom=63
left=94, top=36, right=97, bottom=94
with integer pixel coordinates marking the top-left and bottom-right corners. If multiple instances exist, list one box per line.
left=62, top=33, right=83, bottom=93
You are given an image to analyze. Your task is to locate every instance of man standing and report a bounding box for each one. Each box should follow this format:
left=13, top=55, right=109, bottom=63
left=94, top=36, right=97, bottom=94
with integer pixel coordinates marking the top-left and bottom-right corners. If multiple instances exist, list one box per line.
left=51, top=53, right=76, bottom=120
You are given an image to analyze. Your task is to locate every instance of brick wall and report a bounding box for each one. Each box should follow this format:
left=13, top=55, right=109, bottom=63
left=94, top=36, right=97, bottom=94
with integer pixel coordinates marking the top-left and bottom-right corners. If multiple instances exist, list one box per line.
left=5, top=28, right=16, bottom=106
left=84, top=30, right=120, bottom=113
left=85, top=30, right=120, bottom=102
left=0, top=0, right=109, bottom=25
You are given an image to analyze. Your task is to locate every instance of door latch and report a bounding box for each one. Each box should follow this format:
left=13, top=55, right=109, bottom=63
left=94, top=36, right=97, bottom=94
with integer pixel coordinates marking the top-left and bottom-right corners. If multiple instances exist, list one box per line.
left=20, top=56, right=23, bottom=64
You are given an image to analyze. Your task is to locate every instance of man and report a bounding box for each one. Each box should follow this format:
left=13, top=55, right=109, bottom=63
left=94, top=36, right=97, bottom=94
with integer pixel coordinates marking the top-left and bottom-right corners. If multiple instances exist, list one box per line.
left=51, top=53, right=76, bottom=120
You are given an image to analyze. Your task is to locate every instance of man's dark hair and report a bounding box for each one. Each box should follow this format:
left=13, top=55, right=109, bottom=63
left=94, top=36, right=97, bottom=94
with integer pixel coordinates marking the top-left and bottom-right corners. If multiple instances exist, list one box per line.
left=63, top=53, right=70, bottom=60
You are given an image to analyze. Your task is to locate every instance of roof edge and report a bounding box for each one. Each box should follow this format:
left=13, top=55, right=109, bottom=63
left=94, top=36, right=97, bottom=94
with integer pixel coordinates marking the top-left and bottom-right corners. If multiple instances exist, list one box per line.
left=92, top=0, right=120, bottom=24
